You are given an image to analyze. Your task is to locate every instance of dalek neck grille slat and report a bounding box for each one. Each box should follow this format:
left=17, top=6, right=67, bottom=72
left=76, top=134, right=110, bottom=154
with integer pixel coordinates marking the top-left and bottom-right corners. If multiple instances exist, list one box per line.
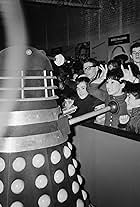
left=0, top=70, right=58, bottom=100
left=0, top=76, right=57, bottom=79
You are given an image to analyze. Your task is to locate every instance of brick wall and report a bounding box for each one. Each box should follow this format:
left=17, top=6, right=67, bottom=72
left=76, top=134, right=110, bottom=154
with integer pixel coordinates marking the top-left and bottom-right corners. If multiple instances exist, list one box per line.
left=0, top=1, right=140, bottom=62
left=44, top=0, right=140, bottom=61
left=93, top=0, right=140, bottom=61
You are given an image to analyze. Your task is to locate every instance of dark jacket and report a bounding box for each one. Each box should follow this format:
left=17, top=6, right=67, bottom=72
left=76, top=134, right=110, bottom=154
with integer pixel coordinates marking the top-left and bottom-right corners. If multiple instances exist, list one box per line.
left=88, top=82, right=128, bottom=128
left=127, top=107, right=140, bottom=134
left=105, top=93, right=128, bottom=128
left=72, top=94, right=104, bottom=118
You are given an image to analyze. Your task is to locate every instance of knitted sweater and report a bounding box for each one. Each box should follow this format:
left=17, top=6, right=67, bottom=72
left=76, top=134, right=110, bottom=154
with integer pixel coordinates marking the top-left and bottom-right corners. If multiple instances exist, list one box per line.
left=72, top=94, right=103, bottom=118
left=88, top=82, right=128, bottom=128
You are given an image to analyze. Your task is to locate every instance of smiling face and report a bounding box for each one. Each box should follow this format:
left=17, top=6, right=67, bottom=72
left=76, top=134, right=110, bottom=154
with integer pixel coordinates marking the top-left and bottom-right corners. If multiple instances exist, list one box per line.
left=131, top=47, right=140, bottom=64
left=106, top=78, right=125, bottom=96
left=76, top=81, right=88, bottom=99
left=83, top=62, right=98, bottom=80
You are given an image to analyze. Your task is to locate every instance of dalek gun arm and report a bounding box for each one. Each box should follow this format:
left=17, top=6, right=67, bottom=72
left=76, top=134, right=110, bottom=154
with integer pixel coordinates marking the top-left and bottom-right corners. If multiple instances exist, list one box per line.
left=69, top=101, right=119, bottom=125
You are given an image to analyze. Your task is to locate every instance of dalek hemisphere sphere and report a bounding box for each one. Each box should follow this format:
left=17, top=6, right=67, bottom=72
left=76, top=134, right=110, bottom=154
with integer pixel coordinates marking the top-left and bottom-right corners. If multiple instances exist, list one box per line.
left=0, top=45, right=63, bottom=144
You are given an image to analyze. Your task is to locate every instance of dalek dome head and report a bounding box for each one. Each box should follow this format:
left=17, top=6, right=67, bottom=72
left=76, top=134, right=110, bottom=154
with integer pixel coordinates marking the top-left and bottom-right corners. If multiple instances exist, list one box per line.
left=24, top=47, right=53, bottom=71
left=0, top=45, right=53, bottom=72
left=0, top=45, right=58, bottom=102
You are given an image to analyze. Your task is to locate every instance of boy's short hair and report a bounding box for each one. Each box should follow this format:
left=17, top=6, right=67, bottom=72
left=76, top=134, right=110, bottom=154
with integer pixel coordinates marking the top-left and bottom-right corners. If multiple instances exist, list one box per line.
left=107, top=59, right=121, bottom=70
left=106, top=67, right=124, bottom=82
left=130, top=42, right=140, bottom=54
left=76, top=76, right=90, bottom=85
left=83, top=58, right=99, bottom=67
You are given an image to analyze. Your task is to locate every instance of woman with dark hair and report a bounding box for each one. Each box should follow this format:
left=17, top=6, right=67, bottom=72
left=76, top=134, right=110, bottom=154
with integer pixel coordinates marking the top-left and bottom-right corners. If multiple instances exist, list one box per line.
left=107, top=59, right=121, bottom=71
left=120, top=81, right=140, bottom=134
left=62, top=76, right=103, bottom=125
left=88, top=66, right=129, bottom=128
left=72, top=76, right=103, bottom=118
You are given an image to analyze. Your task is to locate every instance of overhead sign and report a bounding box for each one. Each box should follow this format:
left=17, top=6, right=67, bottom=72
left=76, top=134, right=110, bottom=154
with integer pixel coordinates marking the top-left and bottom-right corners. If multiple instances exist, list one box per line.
left=108, top=34, right=130, bottom=46
left=108, top=34, right=130, bottom=61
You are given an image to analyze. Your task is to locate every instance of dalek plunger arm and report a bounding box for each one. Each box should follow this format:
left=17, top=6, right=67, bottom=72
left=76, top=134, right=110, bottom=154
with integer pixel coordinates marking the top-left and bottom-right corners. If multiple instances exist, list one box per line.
left=69, top=101, right=119, bottom=125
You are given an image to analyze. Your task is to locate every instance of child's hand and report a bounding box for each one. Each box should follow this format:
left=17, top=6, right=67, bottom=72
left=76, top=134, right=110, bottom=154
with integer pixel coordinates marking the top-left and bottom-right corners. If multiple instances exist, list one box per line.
left=95, top=113, right=105, bottom=125
left=120, top=64, right=139, bottom=83
left=94, top=103, right=105, bottom=111
left=119, top=115, right=130, bottom=124
left=73, top=73, right=78, bottom=81
left=59, top=81, right=64, bottom=90
left=62, top=99, right=77, bottom=116
left=94, top=104, right=105, bottom=125
left=63, top=98, right=74, bottom=109
left=99, top=64, right=108, bottom=79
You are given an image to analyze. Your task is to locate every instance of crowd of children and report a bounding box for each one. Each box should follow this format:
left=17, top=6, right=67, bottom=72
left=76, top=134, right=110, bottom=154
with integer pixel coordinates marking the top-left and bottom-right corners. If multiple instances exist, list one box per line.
left=55, top=42, right=140, bottom=135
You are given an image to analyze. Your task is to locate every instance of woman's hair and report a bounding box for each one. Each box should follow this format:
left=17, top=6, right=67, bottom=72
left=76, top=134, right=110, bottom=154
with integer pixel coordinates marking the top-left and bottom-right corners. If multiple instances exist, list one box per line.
left=123, top=81, right=140, bottom=99
left=113, top=54, right=128, bottom=64
left=106, top=67, right=123, bottom=82
left=107, top=59, right=121, bottom=70
left=83, top=58, right=99, bottom=67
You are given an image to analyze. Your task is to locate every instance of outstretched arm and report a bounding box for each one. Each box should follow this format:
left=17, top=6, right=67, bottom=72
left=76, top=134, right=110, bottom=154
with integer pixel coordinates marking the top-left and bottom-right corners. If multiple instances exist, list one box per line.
left=87, top=81, right=107, bottom=101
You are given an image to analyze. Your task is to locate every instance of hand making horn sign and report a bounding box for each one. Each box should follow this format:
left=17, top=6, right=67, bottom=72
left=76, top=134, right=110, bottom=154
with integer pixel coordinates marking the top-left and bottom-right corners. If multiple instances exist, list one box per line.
left=120, top=64, right=139, bottom=83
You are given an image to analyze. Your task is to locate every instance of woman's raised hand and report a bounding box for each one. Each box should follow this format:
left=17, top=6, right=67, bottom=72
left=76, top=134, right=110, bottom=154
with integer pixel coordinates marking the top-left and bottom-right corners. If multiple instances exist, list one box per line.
left=92, top=64, right=108, bottom=84
left=120, top=64, right=138, bottom=83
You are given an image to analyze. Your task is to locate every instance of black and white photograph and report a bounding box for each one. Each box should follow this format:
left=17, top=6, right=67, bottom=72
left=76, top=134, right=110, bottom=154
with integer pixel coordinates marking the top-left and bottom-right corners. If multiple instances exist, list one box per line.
left=0, top=0, right=140, bottom=207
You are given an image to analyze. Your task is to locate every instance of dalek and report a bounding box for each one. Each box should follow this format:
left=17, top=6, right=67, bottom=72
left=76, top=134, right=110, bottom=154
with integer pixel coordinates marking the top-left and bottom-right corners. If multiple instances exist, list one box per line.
left=0, top=46, right=89, bottom=207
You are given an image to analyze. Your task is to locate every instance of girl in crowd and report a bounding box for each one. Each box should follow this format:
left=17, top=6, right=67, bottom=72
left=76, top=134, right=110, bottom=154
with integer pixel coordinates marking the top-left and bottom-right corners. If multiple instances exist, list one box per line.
left=107, top=59, right=121, bottom=71
left=72, top=76, right=103, bottom=118
left=62, top=76, right=103, bottom=125
left=119, top=82, right=140, bottom=134
left=89, top=67, right=128, bottom=128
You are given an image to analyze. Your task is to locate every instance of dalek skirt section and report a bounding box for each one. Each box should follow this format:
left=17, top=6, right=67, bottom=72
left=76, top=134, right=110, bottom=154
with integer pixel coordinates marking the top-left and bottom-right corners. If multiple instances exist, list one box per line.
left=0, top=46, right=88, bottom=207
left=0, top=118, right=88, bottom=207
left=0, top=135, right=88, bottom=207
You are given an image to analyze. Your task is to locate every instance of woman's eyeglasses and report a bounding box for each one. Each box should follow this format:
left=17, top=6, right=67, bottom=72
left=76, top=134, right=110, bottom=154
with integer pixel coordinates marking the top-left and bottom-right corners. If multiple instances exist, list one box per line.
left=132, top=51, right=140, bottom=55
left=83, top=65, right=94, bottom=71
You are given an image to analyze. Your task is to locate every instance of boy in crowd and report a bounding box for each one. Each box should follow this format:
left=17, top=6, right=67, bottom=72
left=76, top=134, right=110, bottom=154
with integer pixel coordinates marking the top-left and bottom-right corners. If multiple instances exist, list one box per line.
left=89, top=67, right=128, bottom=128
left=82, top=58, right=101, bottom=81
left=119, top=81, right=140, bottom=134
left=130, top=42, right=140, bottom=71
